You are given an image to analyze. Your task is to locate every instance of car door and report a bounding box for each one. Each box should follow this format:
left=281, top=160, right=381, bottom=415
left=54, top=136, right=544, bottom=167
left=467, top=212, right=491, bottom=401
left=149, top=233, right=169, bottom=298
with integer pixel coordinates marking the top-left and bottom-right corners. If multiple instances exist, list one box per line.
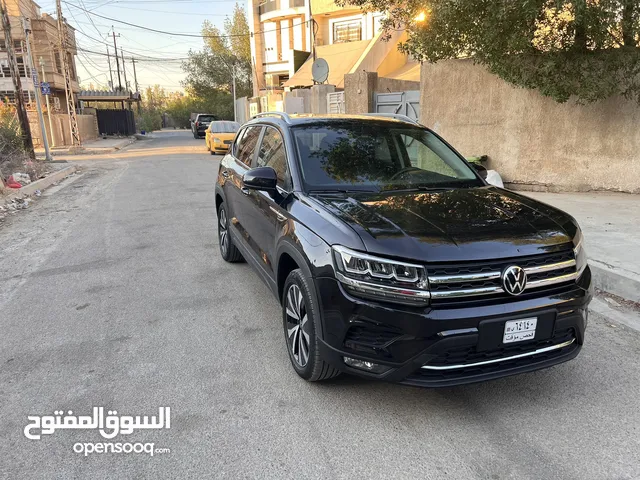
left=241, top=126, right=293, bottom=279
left=220, top=125, right=263, bottom=248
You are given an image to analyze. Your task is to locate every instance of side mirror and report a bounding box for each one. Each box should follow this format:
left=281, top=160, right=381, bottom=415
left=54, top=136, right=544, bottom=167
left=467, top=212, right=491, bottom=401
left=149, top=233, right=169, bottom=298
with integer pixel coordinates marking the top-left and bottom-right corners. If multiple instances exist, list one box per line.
left=472, top=163, right=488, bottom=180
left=243, top=166, right=278, bottom=192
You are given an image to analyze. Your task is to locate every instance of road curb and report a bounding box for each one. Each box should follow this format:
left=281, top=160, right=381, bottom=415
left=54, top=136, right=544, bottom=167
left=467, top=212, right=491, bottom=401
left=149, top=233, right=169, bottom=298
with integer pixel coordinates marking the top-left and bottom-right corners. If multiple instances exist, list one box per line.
left=36, top=137, right=136, bottom=157
left=3, top=165, right=78, bottom=201
left=590, top=260, right=640, bottom=304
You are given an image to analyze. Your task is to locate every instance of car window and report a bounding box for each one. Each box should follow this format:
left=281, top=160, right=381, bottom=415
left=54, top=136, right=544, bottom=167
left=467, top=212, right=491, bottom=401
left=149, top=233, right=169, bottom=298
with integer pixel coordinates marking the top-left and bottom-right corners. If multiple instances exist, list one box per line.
left=255, top=127, right=291, bottom=190
left=292, top=122, right=481, bottom=191
left=197, top=115, right=215, bottom=123
left=235, top=126, right=262, bottom=166
left=209, top=121, right=240, bottom=133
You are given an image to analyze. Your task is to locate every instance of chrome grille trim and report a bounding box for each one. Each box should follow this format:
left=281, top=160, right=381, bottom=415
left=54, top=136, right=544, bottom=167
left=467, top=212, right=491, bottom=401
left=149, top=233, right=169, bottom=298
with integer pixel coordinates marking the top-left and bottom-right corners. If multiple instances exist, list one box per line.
left=428, top=271, right=500, bottom=284
left=526, top=271, right=578, bottom=288
left=524, top=259, right=576, bottom=275
left=421, top=338, right=576, bottom=370
left=430, top=285, right=504, bottom=299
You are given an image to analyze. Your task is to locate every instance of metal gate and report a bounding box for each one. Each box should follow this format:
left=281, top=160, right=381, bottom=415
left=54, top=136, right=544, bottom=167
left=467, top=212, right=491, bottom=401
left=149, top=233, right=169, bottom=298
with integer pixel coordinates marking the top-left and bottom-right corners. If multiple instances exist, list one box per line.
left=374, top=90, right=420, bottom=122
left=327, top=91, right=345, bottom=114
left=95, top=109, right=135, bottom=136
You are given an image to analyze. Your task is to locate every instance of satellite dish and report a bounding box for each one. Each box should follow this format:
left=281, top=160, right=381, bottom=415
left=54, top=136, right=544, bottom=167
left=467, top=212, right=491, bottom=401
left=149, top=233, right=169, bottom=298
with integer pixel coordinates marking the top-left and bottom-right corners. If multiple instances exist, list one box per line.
left=311, top=58, right=329, bottom=84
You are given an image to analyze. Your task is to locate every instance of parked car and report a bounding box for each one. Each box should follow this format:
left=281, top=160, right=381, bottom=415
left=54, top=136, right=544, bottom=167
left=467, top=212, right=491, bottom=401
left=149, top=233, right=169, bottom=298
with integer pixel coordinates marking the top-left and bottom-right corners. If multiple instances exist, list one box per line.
left=205, top=121, right=240, bottom=155
left=214, top=113, right=592, bottom=387
left=192, top=114, right=217, bottom=139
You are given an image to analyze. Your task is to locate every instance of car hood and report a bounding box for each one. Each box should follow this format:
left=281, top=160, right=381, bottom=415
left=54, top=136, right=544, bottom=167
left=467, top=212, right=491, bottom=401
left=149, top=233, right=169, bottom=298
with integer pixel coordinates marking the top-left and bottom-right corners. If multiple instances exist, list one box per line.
left=310, top=186, right=577, bottom=262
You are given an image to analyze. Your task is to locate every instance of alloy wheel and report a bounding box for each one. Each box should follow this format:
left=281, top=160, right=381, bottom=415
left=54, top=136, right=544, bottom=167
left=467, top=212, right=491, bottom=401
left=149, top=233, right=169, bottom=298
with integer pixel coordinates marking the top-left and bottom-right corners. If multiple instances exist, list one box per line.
left=218, top=207, right=229, bottom=257
left=285, top=284, right=310, bottom=367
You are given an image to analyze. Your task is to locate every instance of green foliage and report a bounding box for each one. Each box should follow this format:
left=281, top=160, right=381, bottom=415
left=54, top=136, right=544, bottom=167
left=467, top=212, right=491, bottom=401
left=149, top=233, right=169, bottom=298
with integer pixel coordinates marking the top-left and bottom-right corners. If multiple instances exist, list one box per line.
left=181, top=3, right=252, bottom=101
left=340, top=0, right=640, bottom=103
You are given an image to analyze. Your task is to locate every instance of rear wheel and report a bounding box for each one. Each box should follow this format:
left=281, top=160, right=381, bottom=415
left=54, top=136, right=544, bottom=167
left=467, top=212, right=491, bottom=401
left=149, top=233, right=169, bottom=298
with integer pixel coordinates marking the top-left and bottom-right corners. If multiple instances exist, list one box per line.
left=283, top=269, right=341, bottom=382
left=217, top=203, right=243, bottom=263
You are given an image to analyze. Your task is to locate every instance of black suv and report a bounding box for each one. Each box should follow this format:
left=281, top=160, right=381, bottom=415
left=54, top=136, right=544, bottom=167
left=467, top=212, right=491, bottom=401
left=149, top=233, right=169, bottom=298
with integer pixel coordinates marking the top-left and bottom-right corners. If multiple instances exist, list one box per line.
left=214, top=113, right=592, bottom=387
left=192, top=114, right=217, bottom=139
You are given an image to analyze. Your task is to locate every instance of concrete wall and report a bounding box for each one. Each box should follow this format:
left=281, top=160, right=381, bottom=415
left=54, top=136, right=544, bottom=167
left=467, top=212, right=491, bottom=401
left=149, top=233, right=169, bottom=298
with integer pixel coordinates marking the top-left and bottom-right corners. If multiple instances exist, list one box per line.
left=420, top=59, right=640, bottom=193
left=29, top=112, right=98, bottom=147
left=344, top=71, right=420, bottom=114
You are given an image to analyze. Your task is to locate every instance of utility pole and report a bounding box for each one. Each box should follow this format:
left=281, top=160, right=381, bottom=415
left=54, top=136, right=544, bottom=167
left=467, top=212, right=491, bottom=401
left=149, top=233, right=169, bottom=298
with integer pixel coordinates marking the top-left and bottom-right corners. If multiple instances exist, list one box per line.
left=106, top=45, right=113, bottom=89
left=232, top=64, right=236, bottom=122
left=120, top=48, right=128, bottom=90
left=56, top=0, right=80, bottom=145
left=131, top=56, right=140, bottom=113
left=23, top=18, right=51, bottom=161
left=0, top=0, right=35, bottom=158
left=39, top=57, right=55, bottom=147
left=111, top=27, right=121, bottom=90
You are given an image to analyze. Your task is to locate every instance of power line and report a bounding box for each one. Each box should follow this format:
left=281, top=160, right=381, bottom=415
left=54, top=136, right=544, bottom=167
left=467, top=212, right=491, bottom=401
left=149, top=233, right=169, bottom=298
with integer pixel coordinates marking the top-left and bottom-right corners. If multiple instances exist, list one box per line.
left=64, top=1, right=309, bottom=39
left=75, top=45, right=189, bottom=61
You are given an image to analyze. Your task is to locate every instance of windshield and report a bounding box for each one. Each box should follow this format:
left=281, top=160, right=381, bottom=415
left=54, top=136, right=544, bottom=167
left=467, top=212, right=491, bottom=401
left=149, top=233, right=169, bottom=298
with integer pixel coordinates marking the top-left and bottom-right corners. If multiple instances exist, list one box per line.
left=292, top=122, right=482, bottom=192
left=209, top=121, right=240, bottom=133
left=197, top=115, right=215, bottom=123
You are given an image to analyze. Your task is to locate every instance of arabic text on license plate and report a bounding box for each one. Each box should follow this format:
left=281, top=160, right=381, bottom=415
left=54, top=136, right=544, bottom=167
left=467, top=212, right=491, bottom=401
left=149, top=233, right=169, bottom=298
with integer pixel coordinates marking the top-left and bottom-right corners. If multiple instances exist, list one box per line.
left=503, top=318, right=537, bottom=343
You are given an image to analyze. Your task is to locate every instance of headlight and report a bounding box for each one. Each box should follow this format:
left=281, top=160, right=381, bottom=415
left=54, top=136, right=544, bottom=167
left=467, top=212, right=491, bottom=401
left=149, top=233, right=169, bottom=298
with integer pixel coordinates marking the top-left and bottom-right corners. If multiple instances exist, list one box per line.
left=332, top=245, right=429, bottom=305
left=213, top=137, right=222, bottom=143
left=573, top=229, right=588, bottom=277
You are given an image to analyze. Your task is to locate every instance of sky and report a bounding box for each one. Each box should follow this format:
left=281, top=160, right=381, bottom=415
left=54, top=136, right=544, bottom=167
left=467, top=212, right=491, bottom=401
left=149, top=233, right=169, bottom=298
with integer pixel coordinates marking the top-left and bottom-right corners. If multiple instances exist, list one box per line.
left=35, top=0, right=243, bottom=92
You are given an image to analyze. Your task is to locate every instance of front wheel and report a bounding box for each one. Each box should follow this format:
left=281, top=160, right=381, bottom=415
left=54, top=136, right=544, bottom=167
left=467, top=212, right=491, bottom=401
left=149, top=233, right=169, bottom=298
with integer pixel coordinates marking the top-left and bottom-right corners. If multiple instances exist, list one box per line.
left=217, top=203, right=243, bottom=263
left=282, top=269, right=341, bottom=382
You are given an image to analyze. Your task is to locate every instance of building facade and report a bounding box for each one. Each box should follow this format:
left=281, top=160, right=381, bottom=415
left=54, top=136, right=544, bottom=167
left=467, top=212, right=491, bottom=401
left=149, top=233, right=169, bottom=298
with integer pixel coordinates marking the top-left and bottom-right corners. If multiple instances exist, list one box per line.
left=0, top=0, right=79, bottom=113
left=248, top=0, right=413, bottom=95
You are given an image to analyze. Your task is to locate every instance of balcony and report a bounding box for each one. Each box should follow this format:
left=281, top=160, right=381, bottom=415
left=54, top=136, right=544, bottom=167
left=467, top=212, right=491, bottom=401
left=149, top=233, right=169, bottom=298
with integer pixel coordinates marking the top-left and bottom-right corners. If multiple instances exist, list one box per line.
left=259, top=0, right=306, bottom=20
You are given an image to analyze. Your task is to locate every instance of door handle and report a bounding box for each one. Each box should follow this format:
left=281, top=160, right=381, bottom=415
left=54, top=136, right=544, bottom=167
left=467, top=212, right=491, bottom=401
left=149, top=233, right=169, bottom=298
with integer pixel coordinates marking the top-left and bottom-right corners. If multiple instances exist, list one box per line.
left=221, top=170, right=230, bottom=178
left=269, top=206, right=286, bottom=222
left=241, top=188, right=250, bottom=195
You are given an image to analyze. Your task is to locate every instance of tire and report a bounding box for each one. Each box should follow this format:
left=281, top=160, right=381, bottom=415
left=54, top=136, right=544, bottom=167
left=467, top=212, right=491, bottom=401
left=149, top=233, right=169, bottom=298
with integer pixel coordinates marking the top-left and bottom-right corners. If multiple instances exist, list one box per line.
left=210, top=150, right=215, bottom=156
left=217, top=203, right=243, bottom=263
left=282, top=269, right=341, bottom=382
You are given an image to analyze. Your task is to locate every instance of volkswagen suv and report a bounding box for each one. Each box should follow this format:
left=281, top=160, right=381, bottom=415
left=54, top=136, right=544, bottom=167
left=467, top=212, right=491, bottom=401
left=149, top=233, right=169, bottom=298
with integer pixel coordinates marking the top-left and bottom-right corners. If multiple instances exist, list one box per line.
left=214, top=113, right=592, bottom=387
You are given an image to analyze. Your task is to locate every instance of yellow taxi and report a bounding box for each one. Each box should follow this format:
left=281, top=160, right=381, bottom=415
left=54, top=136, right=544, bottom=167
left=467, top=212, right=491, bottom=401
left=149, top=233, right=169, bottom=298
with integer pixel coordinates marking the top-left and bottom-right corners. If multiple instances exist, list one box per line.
left=205, top=121, right=241, bottom=155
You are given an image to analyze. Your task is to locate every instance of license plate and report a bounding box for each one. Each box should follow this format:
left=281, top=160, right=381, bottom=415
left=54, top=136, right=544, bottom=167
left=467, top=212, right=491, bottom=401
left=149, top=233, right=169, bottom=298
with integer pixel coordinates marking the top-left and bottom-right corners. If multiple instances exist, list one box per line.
left=503, top=318, right=537, bottom=343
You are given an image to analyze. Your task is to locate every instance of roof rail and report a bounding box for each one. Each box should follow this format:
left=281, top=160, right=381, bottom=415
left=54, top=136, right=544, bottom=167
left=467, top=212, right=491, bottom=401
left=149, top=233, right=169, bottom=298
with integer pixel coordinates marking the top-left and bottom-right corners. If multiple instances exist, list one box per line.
left=253, top=112, right=292, bottom=124
left=362, top=113, right=420, bottom=125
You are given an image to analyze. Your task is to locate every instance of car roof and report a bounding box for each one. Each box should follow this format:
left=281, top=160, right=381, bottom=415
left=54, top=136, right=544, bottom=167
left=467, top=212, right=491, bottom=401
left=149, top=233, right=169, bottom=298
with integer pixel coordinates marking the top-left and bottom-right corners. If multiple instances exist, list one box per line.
left=243, top=113, right=422, bottom=128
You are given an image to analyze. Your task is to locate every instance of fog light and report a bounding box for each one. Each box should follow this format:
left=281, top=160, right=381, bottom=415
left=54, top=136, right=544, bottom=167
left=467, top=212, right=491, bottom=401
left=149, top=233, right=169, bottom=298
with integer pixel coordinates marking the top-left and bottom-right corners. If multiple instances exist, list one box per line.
left=344, top=356, right=391, bottom=374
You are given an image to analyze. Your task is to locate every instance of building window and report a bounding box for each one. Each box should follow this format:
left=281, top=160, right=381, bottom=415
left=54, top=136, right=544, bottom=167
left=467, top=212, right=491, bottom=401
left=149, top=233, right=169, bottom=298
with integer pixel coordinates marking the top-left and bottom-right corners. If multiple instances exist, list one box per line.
left=54, top=51, right=62, bottom=74
left=333, top=20, right=362, bottom=43
left=373, top=14, right=384, bottom=36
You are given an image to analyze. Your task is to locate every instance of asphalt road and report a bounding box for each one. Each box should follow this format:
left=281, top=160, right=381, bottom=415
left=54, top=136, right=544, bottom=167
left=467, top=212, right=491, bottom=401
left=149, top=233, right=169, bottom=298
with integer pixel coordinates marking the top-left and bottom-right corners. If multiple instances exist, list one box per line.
left=1, top=130, right=639, bottom=480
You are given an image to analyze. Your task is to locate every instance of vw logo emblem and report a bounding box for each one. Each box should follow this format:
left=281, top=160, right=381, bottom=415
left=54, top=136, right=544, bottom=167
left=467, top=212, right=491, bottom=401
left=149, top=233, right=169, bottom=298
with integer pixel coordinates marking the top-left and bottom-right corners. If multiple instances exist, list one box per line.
left=502, top=265, right=527, bottom=296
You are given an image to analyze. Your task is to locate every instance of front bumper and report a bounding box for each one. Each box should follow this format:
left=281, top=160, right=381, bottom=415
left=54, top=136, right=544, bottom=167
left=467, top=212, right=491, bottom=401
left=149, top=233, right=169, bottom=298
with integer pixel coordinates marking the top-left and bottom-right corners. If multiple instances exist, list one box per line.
left=315, top=266, right=592, bottom=387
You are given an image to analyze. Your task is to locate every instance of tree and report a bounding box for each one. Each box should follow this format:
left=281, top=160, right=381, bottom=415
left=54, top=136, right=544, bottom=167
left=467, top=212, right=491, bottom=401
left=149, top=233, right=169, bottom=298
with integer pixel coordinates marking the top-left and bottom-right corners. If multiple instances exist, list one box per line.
left=181, top=4, right=252, bottom=106
left=340, top=0, right=640, bottom=103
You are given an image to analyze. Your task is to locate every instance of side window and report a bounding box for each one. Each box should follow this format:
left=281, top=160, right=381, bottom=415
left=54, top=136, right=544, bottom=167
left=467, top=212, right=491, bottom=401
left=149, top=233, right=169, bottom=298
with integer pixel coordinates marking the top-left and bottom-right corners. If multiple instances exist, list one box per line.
left=256, top=127, right=291, bottom=190
left=235, top=126, right=262, bottom=166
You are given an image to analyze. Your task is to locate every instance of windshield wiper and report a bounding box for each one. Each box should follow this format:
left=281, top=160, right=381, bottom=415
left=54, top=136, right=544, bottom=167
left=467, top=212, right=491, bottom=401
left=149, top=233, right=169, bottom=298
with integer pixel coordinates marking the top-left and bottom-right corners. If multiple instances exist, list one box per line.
left=382, top=186, right=452, bottom=193
left=309, top=188, right=378, bottom=195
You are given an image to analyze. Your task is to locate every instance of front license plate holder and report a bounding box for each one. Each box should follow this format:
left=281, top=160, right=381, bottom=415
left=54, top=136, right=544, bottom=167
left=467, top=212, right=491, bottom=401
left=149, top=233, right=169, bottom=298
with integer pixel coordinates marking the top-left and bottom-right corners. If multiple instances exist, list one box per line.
left=476, top=311, right=556, bottom=351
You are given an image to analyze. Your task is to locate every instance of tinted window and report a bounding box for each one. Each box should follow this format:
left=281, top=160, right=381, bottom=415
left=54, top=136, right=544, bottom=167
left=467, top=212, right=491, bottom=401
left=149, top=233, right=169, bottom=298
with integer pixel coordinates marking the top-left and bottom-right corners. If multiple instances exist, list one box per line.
left=197, top=115, right=215, bottom=122
left=209, top=121, right=240, bottom=133
left=235, top=126, right=262, bottom=166
left=292, top=122, right=481, bottom=191
left=256, top=127, right=290, bottom=190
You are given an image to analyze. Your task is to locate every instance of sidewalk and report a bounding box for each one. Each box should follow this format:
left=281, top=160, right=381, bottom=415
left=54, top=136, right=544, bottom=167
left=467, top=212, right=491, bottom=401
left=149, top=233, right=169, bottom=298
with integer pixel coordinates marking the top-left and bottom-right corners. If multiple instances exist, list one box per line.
left=35, top=136, right=135, bottom=157
left=524, top=191, right=640, bottom=303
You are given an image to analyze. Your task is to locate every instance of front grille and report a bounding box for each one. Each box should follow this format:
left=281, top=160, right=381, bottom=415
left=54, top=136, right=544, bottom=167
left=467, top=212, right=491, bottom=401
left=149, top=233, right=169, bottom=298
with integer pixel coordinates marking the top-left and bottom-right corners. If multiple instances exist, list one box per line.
left=406, top=328, right=578, bottom=384
left=427, top=248, right=577, bottom=304
left=223, top=140, right=232, bottom=145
